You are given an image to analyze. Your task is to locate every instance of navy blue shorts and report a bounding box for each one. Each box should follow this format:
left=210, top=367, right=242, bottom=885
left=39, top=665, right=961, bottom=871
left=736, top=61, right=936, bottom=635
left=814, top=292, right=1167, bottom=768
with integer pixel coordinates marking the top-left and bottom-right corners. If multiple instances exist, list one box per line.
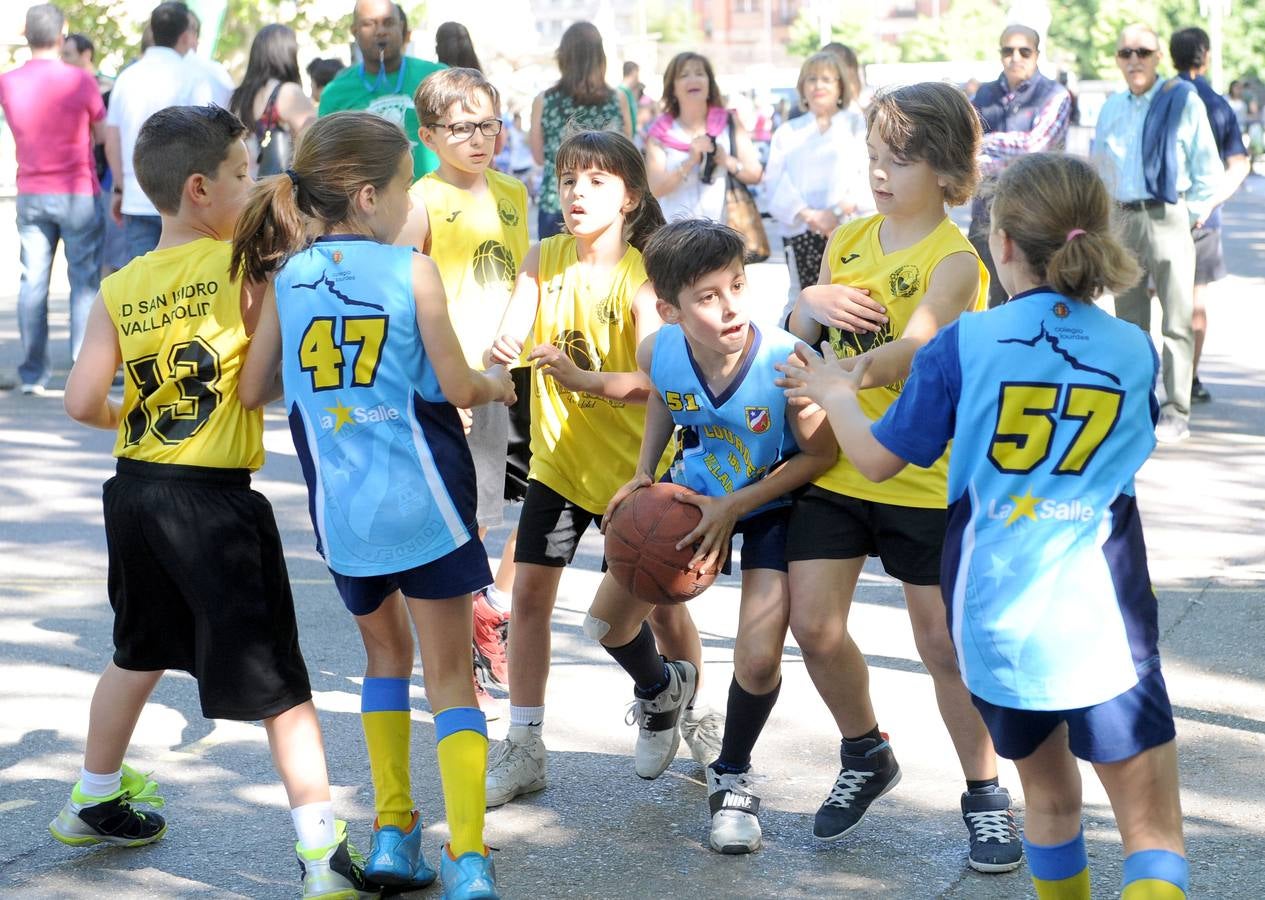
left=725, top=506, right=790, bottom=574
left=971, top=666, right=1177, bottom=764
left=331, top=536, right=493, bottom=616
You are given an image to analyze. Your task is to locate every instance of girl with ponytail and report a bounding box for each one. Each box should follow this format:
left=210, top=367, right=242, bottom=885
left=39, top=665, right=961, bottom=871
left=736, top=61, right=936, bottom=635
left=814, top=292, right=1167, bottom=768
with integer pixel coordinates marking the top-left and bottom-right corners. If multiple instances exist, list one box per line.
left=480, top=128, right=717, bottom=807
left=233, top=110, right=515, bottom=898
left=781, top=152, right=1187, bottom=900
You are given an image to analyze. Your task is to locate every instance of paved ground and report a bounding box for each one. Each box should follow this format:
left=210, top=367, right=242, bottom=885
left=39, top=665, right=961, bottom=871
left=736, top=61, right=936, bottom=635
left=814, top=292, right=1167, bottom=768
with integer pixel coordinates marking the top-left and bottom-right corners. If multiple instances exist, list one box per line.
left=0, top=182, right=1262, bottom=899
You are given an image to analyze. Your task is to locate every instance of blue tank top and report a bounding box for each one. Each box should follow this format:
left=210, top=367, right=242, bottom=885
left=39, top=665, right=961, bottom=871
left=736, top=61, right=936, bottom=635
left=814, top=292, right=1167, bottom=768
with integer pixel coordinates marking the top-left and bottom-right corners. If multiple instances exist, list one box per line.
left=872, top=289, right=1161, bottom=710
left=651, top=323, right=800, bottom=518
left=275, top=236, right=476, bottom=576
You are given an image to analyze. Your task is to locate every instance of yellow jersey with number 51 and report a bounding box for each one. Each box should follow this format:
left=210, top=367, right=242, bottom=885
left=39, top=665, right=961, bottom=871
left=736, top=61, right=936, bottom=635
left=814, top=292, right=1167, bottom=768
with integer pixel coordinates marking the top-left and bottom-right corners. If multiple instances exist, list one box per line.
left=102, top=238, right=263, bottom=470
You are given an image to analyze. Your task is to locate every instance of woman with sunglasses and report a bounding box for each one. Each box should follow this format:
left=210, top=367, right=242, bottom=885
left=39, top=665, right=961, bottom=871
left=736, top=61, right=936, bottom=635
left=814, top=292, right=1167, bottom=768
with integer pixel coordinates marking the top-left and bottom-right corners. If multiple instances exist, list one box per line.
left=968, top=23, right=1073, bottom=307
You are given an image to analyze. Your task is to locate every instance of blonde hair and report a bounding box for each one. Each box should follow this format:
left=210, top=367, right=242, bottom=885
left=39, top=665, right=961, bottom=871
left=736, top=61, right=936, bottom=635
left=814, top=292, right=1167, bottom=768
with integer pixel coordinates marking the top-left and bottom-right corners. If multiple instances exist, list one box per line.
left=867, top=82, right=982, bottom=206
left=231, top=112, right=409, bottom=284
left=797, top=51, right=852, bottom=111
left=991, top=153, right=1141, bottom=303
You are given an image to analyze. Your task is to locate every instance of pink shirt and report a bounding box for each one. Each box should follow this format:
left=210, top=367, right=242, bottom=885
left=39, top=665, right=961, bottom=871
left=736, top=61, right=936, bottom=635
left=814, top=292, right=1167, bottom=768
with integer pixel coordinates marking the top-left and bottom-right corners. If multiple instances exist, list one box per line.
left=0, top=58, right=105, bottom=195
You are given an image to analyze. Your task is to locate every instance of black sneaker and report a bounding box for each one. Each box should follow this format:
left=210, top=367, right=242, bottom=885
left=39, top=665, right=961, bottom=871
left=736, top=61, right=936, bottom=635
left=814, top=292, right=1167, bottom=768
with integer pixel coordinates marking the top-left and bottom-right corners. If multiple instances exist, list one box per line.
left=813, top=734, right=901, bottom=841
left=49, top=766, right=167, bottom=847
left=962, top=786, right=1022, bottom=872
left=1191, top=377, right=1212, bottom=404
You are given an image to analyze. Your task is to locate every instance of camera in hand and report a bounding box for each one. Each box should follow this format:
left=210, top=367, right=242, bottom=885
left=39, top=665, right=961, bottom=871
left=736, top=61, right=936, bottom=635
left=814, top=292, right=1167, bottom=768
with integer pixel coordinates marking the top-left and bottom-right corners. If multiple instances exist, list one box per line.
left=700, top=149, right=718, bottom=184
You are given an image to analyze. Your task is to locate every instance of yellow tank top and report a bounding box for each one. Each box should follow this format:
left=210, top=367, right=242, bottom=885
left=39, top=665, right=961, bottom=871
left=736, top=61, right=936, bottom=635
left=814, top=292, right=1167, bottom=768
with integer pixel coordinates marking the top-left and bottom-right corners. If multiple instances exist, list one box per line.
left=529, top=235, right=655, bottom=513
left=102, top=238, right=263, bottom=470
left=814, top=214, right=987, bottom=508
left=413, top=169, right=529, bottom=368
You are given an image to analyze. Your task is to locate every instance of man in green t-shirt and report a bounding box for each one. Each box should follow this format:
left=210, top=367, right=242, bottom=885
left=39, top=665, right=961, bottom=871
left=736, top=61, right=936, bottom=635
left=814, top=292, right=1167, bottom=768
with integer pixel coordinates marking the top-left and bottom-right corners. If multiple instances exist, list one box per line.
left=318, top=0, right=445, bottom=180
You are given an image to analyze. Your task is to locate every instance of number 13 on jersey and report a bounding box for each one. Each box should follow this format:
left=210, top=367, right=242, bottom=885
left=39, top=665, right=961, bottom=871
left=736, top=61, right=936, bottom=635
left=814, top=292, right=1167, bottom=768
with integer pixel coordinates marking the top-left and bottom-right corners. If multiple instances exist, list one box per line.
left=299, top=315, right=389, bottom=391
left=988, top=381, right=1123, bottom=476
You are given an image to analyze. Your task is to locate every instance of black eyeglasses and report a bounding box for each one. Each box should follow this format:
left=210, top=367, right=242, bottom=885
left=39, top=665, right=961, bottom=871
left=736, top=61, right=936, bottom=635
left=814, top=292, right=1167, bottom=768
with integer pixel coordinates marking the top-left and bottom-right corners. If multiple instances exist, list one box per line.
left=1000, top=46, right=1035, bottom=60
left=427, top=118, right=503, bottom=141
left=1116, top=47, right=1157, bottom=60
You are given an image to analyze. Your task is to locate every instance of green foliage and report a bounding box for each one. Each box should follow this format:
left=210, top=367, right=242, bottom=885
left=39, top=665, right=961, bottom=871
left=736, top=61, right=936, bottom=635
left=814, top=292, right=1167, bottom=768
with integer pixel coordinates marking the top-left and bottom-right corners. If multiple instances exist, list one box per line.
left=897, top=0, right=1008, bottom=63
left=787, top=5, right=898, bottom=65
left=646, top=0, right=700, bottom=45
left=215, top=0, right=357, bottom=73
left=60, top=0, right=141, bottom=75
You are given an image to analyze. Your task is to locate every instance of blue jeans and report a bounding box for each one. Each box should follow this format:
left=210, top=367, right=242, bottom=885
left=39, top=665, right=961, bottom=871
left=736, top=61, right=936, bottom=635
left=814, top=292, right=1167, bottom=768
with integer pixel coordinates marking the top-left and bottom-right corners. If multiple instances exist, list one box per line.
left=123, top=214, right=163, bottom=264
left=537, top=208, right=565, bottom=240
left=16, top=193, right=103, bottom=387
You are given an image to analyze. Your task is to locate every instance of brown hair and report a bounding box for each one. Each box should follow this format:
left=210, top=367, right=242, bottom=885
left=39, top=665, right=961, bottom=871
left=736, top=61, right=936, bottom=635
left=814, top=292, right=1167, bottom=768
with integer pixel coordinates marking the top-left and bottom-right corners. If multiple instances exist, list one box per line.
left=414, top=67, right=500, bottom=125
left=643, top=219, right=745, bottom=308
left=821, top=42, right=864, bottom=106
left=866, top=82, right=982, bottom=206
left=135, top=105, right=247, bottom=215
left=554, top=130, right=664, bottom=252
left=991, top=153, right=1141, bottom=303
left=660, top=52, right=723, bottom=119
left=553, top=21, right=613, bottom=106
left=231, top=111, right=409, bottom=284
left=797, top=51, right=853, bottom=111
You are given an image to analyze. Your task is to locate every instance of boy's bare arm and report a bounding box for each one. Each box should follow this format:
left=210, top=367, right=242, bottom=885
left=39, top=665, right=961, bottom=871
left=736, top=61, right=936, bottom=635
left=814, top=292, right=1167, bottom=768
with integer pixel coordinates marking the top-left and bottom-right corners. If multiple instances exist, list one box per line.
left=238, top=282, right=284, bottom=409
left=394, top=192, right=431, bottom=253
left=64, top=294, right=123, bottom=430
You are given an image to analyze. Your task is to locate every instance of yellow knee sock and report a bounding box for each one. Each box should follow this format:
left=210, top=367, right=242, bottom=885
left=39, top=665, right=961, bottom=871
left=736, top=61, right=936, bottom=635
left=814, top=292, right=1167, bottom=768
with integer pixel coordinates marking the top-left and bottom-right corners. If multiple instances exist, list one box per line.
left=1026, top=830, right=1090, bottom=900
left=361, top=677, right=413, bottom=830
left=435, top=706, right=488, bottom=857
left=1121, top=849, right=1188, bottom=899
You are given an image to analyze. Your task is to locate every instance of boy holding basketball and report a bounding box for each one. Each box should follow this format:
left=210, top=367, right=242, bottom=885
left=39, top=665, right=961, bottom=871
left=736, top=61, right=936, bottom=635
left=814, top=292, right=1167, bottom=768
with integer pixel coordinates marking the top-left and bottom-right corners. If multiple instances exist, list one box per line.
left=399, top=67, right=530, bottom=696
left=588, top=219, right=834, bottom=854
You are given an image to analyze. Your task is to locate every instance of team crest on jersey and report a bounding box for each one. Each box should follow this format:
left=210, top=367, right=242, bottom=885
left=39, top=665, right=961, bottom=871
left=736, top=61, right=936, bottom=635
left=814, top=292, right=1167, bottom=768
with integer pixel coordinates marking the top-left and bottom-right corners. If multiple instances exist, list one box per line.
left=594, top=293, right=620, bottom=325
left=745, top=406, right=771, bottom=434
left=1053, top=301, right=1070, bottom=318
left=497, top=197, right=520, bottom=227
left=332, top=250, right=343, bottom=264
left=889, top=265, right=919, bottom=298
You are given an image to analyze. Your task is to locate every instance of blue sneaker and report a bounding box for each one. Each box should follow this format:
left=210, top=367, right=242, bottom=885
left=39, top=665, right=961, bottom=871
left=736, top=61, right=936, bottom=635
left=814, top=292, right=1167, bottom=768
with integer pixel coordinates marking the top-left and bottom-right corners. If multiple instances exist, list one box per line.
left=364, top=812, right=436, bottom=889
left=439, top=844, right=499, bottom=900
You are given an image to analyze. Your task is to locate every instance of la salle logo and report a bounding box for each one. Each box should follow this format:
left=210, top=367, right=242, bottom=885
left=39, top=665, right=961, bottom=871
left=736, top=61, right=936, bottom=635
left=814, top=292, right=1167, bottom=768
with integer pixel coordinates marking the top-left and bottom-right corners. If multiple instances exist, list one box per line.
left=745, top=406, right=771, bottom=434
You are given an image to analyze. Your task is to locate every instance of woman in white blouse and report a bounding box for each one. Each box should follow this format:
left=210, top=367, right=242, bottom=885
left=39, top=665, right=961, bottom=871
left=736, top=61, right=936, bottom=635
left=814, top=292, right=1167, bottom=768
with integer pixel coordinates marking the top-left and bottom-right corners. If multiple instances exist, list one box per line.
left=763, top=51, right=872, bottom=299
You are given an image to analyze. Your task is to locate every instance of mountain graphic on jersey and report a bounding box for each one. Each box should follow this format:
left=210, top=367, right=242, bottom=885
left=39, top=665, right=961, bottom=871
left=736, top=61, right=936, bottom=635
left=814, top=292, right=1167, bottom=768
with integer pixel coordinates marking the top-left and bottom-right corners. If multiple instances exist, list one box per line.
left=998, top=323, right=1120, bottom=384
left=472, top=239, right=516, bottom=290
left=292, top=271, right=384, bottom=311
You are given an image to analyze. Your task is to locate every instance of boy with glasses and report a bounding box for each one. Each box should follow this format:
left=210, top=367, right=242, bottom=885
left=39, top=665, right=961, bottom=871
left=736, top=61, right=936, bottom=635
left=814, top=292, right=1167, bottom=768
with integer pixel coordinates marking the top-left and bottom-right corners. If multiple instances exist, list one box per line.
left=969, top=24, right=1072, bottom=307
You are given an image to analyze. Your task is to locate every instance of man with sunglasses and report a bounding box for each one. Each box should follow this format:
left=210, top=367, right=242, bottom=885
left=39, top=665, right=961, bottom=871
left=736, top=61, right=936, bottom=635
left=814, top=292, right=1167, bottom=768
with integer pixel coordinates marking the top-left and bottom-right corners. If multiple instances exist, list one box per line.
left=1094, top=23, right=1221, bottom=444
left=969, top=24, right=1071, bottom=307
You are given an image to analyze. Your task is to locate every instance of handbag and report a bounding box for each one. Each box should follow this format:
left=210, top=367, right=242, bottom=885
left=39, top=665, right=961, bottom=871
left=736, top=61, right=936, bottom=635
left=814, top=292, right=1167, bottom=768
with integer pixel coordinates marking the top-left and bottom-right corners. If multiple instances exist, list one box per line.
left=723, top=114, right=770, bottom=263
left=784, top=230, right=829, bottom=289
left=256, top=82, right=292, bottom=177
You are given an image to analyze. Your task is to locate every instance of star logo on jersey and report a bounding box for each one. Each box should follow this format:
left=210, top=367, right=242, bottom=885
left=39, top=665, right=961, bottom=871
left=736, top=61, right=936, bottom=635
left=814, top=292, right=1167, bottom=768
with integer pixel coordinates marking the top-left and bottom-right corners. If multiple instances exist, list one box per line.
left=445, top=210, right=462, bottom=223
left=324, top=398, right=356, bottom=433
left=985, top=553, right=1016, bottom=586
left=840, top=252, right=860, bottom=265
left=1004, top=488, right=1043, bottom=526
left=745, top=406, right=771, bottom=434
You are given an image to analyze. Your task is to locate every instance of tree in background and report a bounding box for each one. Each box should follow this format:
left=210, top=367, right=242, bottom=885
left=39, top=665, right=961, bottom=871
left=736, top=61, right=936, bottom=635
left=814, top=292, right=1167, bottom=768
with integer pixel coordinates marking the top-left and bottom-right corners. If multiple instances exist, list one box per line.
left=787, top=3, right=898, bottom=65
left=59, top=0, right=137, bottom=74
left=897, top=0, right=1007, bottom=63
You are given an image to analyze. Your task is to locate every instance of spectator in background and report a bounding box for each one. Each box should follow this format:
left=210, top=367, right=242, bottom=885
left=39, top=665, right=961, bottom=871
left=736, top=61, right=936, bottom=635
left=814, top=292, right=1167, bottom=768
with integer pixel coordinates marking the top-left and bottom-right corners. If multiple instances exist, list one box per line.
left=1171, top=27, right=1251, bottom=404
left=182, top=8, right=234, bottom=108
left=435, top=21, right=481, bottom=71
left=105, top=1, right=218, bottom=263
left=0, top=3, right=106, bottom=395
left=62, top=33, right=112, bottom=93
left=822, top=42, right=868, bottom=110
left=318, top=0, right=446, bottom=180
left=763, top=50, right=871, bottom=302
left=529, top=21, right=630, bottom=238
left=1095, top=22, right=1221, bottom=443
left=969, top=24, right=1071, bottom=307
left=645, top=51, right=761, bottom=225
left=619, top=61, right=640, bottom=135
left=306, top=57, right=344, bottom=105
left=230, top=24, right=316, bottom=177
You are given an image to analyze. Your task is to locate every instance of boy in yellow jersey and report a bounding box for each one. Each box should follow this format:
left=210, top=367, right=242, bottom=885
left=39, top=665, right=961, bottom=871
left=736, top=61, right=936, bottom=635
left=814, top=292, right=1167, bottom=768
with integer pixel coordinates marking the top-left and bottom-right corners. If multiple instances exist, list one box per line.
left=56, top=106, right=376, bottom=899
left=779, top=83, right=1022, bottom=872
left=399, top=67, right=528, bottom=700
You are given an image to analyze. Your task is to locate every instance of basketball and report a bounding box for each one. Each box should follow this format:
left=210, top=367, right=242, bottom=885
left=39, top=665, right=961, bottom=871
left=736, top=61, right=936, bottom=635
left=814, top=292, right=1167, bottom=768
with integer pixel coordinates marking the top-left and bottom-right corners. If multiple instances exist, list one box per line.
left=604, top=483, right=718, bottom=605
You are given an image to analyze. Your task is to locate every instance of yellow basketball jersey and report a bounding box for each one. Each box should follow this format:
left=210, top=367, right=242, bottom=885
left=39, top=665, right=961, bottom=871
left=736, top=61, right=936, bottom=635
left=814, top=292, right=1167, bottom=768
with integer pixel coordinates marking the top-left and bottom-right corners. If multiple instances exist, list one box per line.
left=413, top=169, right=529, bottom=368
left=814, top=214, right=987, bottom=508
left=529, top=235, right=653, bottom=513
left=102, top=238, right=263, bottom=470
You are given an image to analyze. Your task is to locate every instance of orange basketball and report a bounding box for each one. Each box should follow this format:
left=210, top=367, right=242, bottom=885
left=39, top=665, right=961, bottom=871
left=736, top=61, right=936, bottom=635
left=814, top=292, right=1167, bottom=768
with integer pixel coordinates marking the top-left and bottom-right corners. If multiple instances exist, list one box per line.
left=604, top=483, right=718, bottom=605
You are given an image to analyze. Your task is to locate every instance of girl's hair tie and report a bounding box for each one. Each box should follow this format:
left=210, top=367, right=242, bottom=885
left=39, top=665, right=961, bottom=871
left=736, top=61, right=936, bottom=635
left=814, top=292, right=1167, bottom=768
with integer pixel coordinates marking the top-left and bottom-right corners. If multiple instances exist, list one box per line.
left=1066, top=228, right=1086, bottom=242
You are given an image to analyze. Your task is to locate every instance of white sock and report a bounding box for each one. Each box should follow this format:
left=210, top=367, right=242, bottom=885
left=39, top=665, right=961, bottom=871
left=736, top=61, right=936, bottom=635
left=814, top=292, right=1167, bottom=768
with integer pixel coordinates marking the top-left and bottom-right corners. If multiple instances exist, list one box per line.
left=509, top=704, right=544, bottom=731
left=485, top=585, right=512, bottom=614
left=79, top=767, right=122, bottom=798
left=291, top=800, right=337, bottom=852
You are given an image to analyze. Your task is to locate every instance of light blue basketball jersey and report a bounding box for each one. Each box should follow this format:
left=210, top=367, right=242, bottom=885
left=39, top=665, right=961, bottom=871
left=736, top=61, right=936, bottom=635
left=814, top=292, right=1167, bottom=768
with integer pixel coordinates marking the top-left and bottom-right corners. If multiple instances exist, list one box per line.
left=650, top=323, right=800, bottom=518
left=873, top=289, right=1161, bottom=710
left=275, top=236, right=476, bottom=577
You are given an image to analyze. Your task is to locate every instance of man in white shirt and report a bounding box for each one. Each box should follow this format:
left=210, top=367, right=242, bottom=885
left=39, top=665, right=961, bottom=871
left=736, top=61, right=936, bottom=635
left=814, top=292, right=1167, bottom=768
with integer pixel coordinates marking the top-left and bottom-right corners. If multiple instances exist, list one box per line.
left=183, top=9, right=234, bottom=109
left=104, top=1, right=222, bottom=263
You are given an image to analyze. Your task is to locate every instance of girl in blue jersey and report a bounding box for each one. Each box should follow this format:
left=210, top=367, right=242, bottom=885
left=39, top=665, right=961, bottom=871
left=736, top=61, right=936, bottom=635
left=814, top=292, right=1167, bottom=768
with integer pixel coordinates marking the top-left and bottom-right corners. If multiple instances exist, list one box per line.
left=780, top=153, right=1186, bottom=900
left=232, top=111, right=514, bottom=900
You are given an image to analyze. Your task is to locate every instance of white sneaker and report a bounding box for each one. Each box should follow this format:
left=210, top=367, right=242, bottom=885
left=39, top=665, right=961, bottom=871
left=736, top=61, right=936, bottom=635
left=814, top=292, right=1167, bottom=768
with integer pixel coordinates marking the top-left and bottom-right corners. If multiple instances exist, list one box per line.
left=681, top=705, right=724, bottom=765
left=1155, top=411, right=1190, bottom=444
left=485, top=724, right=546, bottom=808
left=706, top=765, right=762, bottom=854
left=626, top=660, right=697, bottom=779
